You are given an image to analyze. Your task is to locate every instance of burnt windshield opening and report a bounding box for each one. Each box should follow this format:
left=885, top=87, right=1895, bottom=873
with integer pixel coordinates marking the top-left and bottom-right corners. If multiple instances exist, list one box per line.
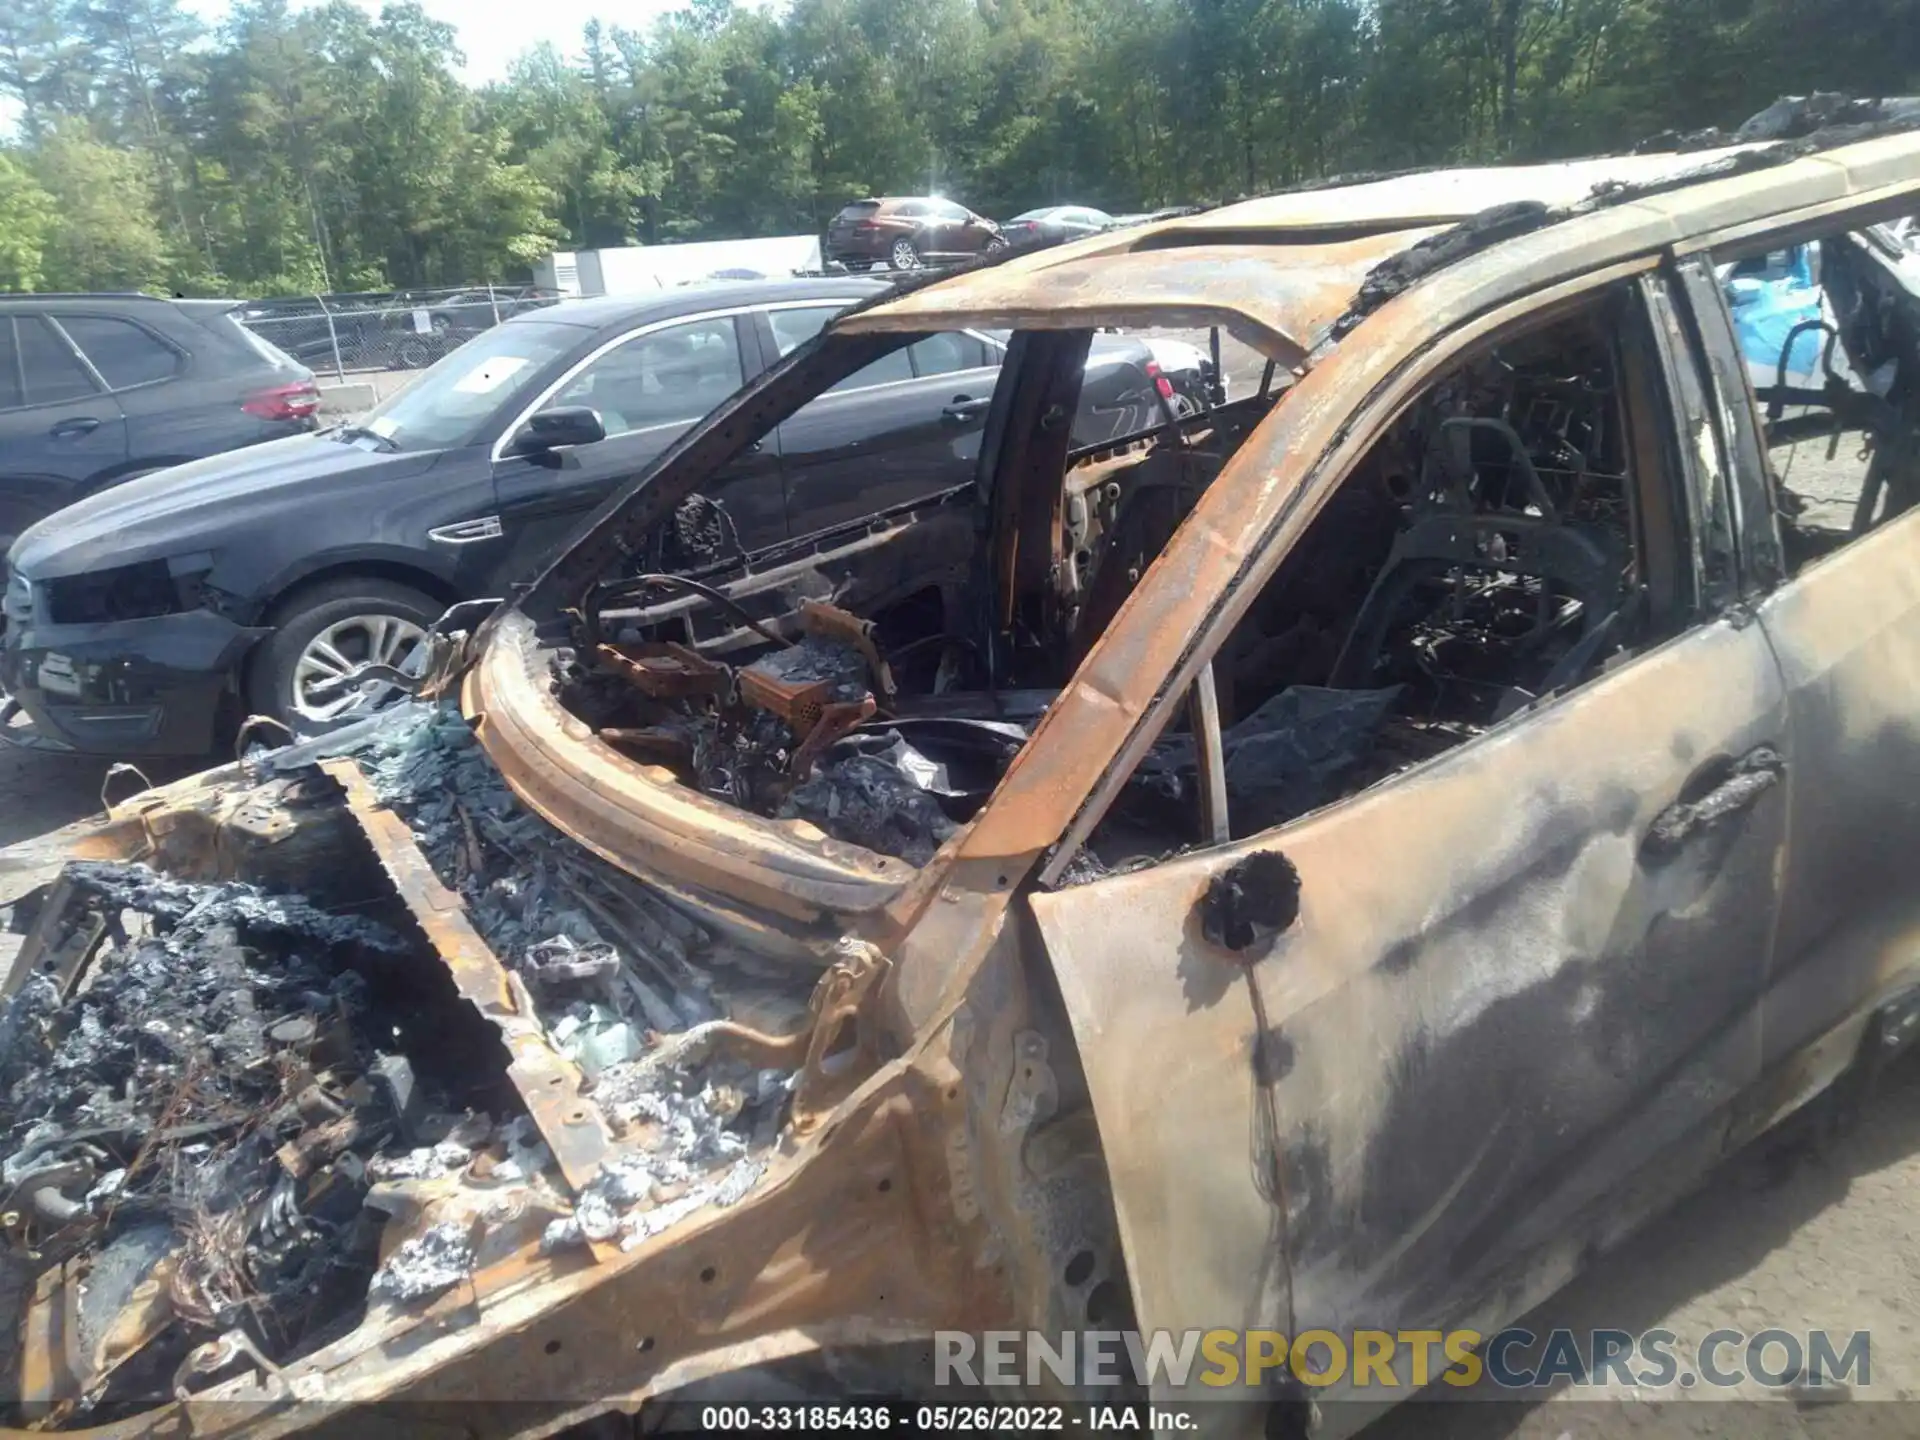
left=540, top=319, right=1282, bottom=866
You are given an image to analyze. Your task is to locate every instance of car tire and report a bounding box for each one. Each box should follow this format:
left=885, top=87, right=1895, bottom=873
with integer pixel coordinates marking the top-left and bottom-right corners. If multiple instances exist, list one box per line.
left=985, top=235, right=1008, bottom=254
left=889, top=237, right=921, bottom=271
left=249, top=576, right=442, bottom=733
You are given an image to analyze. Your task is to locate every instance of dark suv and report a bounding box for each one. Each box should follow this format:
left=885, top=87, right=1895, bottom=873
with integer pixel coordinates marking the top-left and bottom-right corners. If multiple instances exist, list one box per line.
left=1, top=277, right=1210, bottom=756
left=0, top=295, right=320, bottom=561
left=825, top=198, right=1005, bottom=270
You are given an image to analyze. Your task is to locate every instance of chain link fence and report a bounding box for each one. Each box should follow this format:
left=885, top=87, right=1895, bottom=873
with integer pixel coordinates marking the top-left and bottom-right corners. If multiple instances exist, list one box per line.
left=236, top=285, right=563, bottom=379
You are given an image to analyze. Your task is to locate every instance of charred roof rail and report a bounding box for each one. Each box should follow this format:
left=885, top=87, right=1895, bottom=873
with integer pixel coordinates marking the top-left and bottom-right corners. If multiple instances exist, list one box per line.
left=1326, top=94, right=1920, bottom=345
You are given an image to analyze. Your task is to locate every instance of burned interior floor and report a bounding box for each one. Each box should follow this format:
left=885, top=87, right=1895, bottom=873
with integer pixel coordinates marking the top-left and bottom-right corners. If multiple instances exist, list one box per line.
left=0, top=705, right=817, bottom=1422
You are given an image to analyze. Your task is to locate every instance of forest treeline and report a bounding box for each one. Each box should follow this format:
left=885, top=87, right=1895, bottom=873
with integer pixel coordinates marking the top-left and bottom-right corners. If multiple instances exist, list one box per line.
left=0, top=0, right=1912, bottom=296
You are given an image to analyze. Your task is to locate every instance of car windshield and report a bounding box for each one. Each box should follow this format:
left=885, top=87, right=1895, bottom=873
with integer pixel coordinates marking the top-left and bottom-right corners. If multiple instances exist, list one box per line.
left=348, top=319, right=582, bottom=451
left=1010, top=209, right=1058, bottom=222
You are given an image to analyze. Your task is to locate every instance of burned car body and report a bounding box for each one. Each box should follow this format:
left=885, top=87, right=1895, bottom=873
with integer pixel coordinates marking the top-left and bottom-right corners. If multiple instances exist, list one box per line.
left=7, top=107, right=1920, bottom=1437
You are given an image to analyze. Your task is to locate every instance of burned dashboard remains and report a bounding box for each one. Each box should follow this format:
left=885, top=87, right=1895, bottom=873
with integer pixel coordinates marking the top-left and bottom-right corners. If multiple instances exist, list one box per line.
left=547, top=307, right=1647, bottom=877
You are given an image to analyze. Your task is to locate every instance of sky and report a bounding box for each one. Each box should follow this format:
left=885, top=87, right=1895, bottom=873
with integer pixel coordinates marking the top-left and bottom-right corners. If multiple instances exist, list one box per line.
left=183, top=0, right=693, bottom=85
left=0, top=0, right=690, bottom=138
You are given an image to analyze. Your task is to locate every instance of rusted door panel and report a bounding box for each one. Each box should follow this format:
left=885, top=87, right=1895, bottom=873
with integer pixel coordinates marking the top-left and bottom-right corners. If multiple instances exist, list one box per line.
left=1031, top=616, right=1787, bottom=1403
left=1756, top=510, right=1920, bottom=1071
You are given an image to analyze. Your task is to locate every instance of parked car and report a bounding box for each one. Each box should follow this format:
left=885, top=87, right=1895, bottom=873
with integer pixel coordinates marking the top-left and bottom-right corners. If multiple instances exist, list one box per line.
left=0, top=293, right=318, bottom=565
left=379, top=288, right=557, bottom=369
left=824, top=196, right=1005, bottom=270
left=1002, top=205, right=1117, bottom=245
left=235, top=296, right=372, bottom=372
left=1107, top=205, right=1192, bottom=228
left=1, top=277, right=1210, bottom=754
left=6, top=104, right=1916, bottom=1438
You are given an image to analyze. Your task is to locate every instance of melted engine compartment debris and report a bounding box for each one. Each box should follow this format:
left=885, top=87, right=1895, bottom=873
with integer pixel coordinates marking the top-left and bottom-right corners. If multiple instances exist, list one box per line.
left=0, top=860, right=485, bottom=1414
left=0, top=703, right=817, bottom=1423
left=334, top=706, right=802, bottom=1248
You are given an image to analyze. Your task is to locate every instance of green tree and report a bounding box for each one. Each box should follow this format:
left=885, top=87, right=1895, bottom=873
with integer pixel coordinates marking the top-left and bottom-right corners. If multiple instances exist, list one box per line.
left=0, top=151, right=55, bottom=289
left=30, top=123, right=169, bottom=290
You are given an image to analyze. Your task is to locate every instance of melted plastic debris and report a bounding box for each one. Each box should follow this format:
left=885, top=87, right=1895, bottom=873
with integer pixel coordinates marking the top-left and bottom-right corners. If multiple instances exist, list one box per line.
left=0, top=871, right=395, bottom=1179
left=744, top=637, right=870, bottom=703
left=780, top=753, right=958, bottom=865
left=540, top=1058, right=785, bottom=1253
left=1130, top=685, right=1402, bottom=836
left=552, top=1003, right=644, bottom=1078
left=371, top=1220, right=474, bottom=1303
left=57, top=860, right=407, bottom=954
left=367, top=1139, right=476, bottom=1182
left=0, top=862, right=455, bottom=1388
left=490, top=1114, right=555, bottom=1182
left=330, top=704, right=796, bottom=1238
left=341, top=706, right=731, bottom=1039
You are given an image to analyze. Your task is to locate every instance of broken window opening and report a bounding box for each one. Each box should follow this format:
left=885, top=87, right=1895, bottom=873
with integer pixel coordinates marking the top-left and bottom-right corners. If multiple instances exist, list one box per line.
left=1059, top=292, right=1676, bottom=880
left=546, top=325, right=1286, bottom=868
left=1708, top=212, right=1920, bottom=576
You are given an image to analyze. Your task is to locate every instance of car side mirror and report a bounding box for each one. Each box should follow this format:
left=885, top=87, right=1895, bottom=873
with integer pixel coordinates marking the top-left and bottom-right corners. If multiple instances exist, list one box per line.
left=515, top=406, right=606, bottom=452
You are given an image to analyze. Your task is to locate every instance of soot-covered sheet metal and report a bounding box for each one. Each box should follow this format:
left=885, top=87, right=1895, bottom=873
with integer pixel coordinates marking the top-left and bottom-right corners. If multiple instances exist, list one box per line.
left=0, top=705, right=884, bottom=1432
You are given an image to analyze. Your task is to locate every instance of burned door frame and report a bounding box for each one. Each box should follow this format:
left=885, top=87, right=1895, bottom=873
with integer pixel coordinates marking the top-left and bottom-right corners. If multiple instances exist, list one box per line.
left=1016, top=270, right=1794, bottom=1415
left=1675, top=186, right=1920, bottom=1117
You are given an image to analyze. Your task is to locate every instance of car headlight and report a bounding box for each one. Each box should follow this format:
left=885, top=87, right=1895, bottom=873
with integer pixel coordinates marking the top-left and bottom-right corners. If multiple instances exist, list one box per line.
left=3, top=571, right=31, bottom=623
left=42, top=557, right=213, bottom=626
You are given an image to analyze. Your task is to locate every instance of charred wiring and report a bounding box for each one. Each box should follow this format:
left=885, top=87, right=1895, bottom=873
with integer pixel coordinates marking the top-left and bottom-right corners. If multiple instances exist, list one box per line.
left=0, top=862, right=507, bottom=1416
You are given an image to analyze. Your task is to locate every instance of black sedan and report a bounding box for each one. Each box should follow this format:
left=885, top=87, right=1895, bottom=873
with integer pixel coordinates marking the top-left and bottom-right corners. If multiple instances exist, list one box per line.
left=2, top=278, right=1212, bottom=757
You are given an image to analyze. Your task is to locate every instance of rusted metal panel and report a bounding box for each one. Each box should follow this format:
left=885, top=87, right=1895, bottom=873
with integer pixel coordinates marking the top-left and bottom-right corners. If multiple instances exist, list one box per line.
left=1161, top=147, right=1762, bottom=235
left=318, top=758, right=616, bottom=1202
left=1029, top=612, right=1791, bottom=1417
left=836, top=235, right=1435, bottom=364
left=469, top=613, right=906, bottom=932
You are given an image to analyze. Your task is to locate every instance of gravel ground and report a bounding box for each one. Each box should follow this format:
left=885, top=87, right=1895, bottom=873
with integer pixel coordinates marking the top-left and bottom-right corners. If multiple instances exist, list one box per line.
left=1363, top=1051, right=1920, bottom=1437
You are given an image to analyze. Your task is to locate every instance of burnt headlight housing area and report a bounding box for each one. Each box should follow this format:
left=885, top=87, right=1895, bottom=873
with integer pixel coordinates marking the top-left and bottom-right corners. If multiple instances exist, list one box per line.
left=42, top=554, right=216, bottom=626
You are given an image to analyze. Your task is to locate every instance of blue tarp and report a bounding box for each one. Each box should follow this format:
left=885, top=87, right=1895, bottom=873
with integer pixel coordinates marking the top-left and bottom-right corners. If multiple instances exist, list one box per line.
left=1724, top=245, right=1829, bottom=391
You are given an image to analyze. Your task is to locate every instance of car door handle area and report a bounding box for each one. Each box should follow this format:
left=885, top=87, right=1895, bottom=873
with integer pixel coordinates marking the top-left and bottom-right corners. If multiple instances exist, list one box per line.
left=48, top=417, right=102, bottom=438
left=1642, top=745, right=1786, bottom=859
left=941, top=396, right=991, bottom=424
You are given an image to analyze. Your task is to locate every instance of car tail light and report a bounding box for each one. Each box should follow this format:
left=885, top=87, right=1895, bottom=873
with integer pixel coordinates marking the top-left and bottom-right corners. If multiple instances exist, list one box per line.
left=1143, top=360, right=1177, bottom=402
left=243, top=380, right=321, bottom=422
left=854, top=220, right=879, bottom=232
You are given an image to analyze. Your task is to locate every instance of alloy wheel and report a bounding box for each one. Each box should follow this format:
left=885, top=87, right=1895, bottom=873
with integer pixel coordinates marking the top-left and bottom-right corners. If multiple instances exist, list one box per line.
left=289, top=612, right=427, bottom=723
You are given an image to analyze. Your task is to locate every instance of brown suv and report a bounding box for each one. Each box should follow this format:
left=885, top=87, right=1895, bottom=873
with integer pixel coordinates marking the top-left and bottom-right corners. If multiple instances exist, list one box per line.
left=825, top=195, right=1005, bottom=270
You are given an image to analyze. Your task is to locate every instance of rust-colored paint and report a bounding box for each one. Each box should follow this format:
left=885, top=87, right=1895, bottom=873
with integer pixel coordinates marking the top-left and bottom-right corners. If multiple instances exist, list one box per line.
left=468, top=613, right=905, bottom=936
left=837, top=234, right=1438, bottom=365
